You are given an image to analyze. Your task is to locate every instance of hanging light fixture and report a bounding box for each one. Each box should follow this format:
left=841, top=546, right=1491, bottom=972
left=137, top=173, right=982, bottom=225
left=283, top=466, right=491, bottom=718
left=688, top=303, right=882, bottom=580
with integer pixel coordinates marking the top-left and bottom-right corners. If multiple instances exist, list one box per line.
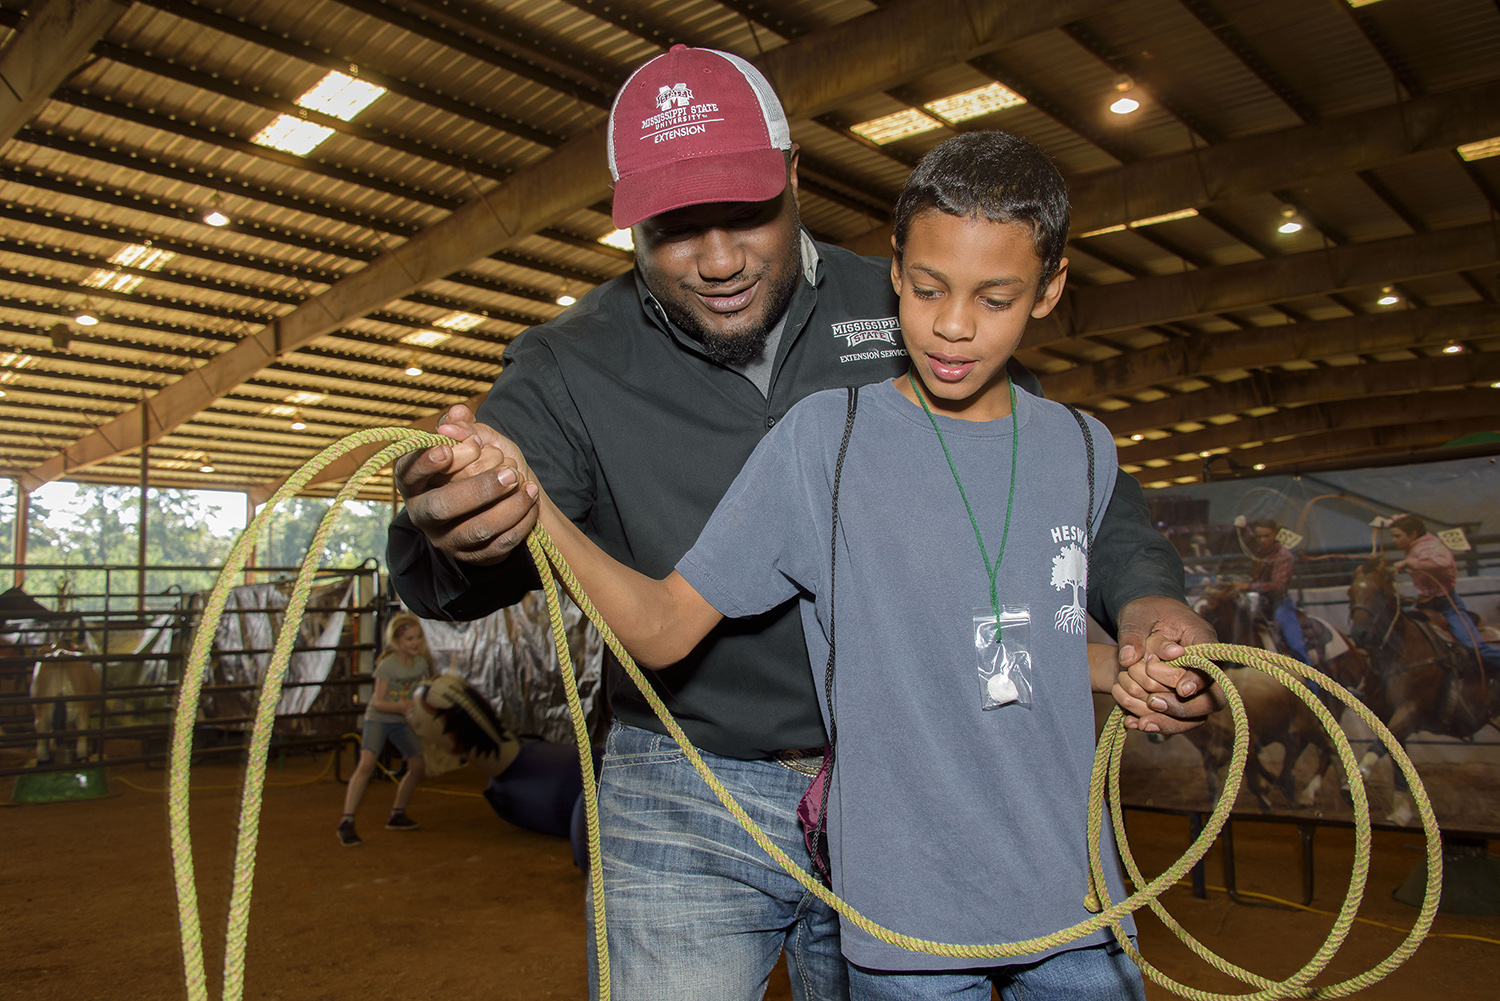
left=1108, top=76, right=1140, bottom=115
left=1377, top=286, right=1400, bottom=306
left=74, top=301, right=100, bottom=325
left=1442, top=340, right=1465, bottom=355
left=404, top=354, right=424, bottom=377
left=556, top=283, right=576, bottom=307
left=199, top=453, right=216, bottom=473
left=202, top=195, right=231, bottom=227
left=1276, top=205, right=1303, bottom=234
left=290, top=410, right=307, bottom=431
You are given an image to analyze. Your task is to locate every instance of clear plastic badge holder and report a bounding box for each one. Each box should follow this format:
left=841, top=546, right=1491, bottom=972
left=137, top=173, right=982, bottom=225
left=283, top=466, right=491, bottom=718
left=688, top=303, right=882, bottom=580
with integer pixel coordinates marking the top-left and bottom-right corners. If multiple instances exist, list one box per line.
left=974, top=605, right=1033, bottom=709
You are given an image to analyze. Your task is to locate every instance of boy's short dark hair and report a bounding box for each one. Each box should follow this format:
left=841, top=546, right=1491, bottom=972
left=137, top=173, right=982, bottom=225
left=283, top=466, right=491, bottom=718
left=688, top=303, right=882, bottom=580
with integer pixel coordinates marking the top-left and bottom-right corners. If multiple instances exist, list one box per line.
left=1251, top=518, right=1279, bottom=533
left=891, top=131, right=1070, bottom=287
left=1391, top=514, right=1426, bottom=537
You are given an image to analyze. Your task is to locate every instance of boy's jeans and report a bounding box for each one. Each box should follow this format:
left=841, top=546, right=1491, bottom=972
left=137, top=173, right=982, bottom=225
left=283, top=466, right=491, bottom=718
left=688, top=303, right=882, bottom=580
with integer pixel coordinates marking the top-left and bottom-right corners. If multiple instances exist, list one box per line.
left=587, top=722, right=844, bottom=1001
left=848, top=942, right=1147, bottom=1001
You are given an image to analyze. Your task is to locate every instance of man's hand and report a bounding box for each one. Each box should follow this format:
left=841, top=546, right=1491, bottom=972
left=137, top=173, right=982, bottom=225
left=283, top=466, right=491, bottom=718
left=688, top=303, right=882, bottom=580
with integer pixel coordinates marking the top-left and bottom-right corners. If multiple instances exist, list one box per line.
left=1114, top=594, right=1223, bottom=734
left=394, top=404, right=540, bottom=566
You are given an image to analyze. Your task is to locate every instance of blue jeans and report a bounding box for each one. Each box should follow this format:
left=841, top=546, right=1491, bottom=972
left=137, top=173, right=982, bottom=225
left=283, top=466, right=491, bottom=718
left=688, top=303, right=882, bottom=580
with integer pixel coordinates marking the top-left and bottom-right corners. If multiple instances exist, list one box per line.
left=1439, top=593, right=1500, bottom=675
left=587, top=723, right=843, bottom=1001
left=847, top=942, right=1146, bottom=1001
left=1273, top=596, right=1309, bottom=664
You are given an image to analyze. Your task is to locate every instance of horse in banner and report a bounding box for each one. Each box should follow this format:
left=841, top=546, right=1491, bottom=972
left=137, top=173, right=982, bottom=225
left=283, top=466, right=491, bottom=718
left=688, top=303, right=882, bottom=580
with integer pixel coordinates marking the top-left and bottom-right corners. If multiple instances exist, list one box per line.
left=1180, top=583, right=1367, bottom=812
left=1, top=587, right=101, bottom=765
left=1346, top=557, right=1500, bottom=825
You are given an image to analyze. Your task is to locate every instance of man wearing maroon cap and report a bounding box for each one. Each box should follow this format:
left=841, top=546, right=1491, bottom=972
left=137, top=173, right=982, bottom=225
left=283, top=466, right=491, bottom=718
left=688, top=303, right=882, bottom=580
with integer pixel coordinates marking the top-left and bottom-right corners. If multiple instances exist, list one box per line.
left=388, top=45, right=1215, bottom=1000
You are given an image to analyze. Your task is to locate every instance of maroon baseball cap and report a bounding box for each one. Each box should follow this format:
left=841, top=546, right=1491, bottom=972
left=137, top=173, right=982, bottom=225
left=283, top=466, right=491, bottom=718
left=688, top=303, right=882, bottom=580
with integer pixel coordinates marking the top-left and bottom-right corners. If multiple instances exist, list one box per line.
left=607, top=44, right=793, bottom=229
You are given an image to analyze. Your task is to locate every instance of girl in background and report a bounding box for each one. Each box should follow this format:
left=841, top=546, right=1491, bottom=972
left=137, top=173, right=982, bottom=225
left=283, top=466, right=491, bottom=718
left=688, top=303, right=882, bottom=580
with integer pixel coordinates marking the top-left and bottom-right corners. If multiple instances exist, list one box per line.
left=336, top=612, right=430, bottom=846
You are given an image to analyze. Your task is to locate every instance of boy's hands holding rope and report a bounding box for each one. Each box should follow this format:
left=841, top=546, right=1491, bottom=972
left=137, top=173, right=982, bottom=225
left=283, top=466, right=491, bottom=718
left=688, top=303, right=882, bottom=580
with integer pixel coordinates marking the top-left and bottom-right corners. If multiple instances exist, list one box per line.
left=394, top=404, right=540, bottom=565
left=1112, top=595, right=1225, bottom=735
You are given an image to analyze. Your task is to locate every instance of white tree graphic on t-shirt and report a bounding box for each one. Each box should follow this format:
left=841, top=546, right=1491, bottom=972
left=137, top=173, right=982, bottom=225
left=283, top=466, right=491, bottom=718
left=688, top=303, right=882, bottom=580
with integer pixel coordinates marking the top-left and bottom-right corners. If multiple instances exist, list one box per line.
left=1052, top=543, right=1087, bottom=635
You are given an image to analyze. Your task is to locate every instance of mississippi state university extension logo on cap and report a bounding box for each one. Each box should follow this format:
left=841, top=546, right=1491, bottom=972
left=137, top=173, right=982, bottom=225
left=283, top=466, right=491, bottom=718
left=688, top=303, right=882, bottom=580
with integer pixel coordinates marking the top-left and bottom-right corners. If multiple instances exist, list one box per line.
left=606, top=45, right=792, bottom=229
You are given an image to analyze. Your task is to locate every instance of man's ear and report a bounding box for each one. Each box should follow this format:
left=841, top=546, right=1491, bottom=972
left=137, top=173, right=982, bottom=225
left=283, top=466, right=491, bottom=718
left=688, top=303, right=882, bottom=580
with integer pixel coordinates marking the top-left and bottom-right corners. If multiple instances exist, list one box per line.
left=1030, top=257, right=1069, bottom=319
left=890, top=239, right=902, bottom=296
left=787, top=145, right=800, bottom=203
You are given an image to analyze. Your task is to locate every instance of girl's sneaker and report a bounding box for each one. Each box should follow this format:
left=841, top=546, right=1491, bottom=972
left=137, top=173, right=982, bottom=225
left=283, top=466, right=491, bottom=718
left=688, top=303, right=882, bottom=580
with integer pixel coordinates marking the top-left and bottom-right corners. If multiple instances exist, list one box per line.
left=336, top=821, right=362, bottom=847
left=385, top=812, right=419, bottom=831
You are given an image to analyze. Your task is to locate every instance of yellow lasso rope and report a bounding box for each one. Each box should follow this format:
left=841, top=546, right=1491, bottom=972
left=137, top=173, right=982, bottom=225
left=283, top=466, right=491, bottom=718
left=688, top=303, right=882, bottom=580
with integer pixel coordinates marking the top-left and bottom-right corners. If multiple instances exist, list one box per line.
left=168, top=429, right=1441, bottom=1001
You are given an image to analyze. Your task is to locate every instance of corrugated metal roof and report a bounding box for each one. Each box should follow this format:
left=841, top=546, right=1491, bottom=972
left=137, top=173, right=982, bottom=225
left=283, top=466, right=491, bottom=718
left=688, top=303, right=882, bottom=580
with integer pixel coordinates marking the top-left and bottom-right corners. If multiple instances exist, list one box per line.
left=0, top=0, right=1493, bottom=503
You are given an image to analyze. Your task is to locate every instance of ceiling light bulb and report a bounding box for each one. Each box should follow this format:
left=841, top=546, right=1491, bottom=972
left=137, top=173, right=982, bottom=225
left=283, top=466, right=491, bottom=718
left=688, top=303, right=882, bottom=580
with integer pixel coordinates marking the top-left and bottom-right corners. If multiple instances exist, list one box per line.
left=200, top=457, right=215, bottom=473
left=1442, top=340, right=1464, bottom=354
left=74, top=309, right=99, bottom=326
left=1130, top=433, right=1145, bottom=442
left=1108, top=75, right=1138, bottom=115
left=1277, top=205, right=1302, bottom=234
left=1491, top=381, right=1500, bottom=389
left=1377, top=286, right=1400, bottom=306
left=1199, top=451, right=1212, bottom=459
left=1254, top=463, right=1267, bottom=471
left=290, top=412, right=307, bottom=430
left=404, top=359, right=423, bottom=376
left=203, top=205, right=231, bottom=227
left=557, top=293, right=576, bottom=307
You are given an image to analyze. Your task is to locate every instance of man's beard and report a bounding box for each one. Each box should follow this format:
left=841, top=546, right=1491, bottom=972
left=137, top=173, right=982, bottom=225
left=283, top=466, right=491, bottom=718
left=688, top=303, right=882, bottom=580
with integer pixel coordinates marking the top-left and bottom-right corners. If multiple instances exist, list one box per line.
left=658, top=261, right=801, bottom=367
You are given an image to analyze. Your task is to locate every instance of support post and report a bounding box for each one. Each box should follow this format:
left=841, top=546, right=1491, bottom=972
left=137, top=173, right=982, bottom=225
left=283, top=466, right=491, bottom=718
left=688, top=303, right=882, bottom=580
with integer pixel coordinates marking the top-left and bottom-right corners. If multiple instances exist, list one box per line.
left=1221, top=819, right=1240, bottom=903
left=244, top=494, right=256, bottom=585
left=13, top=483, right=27, bottom=589
left=1297, top=822, right=1317, bottom=905
left=1189, top=811, right=1207, bottom=899
left=138, top=410, right=148, bottom=611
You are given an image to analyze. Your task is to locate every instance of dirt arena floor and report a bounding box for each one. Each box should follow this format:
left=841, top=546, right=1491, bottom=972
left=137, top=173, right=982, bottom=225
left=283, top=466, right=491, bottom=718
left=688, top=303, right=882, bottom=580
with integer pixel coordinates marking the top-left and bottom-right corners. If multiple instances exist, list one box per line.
left=3, top=746, right=1497, bottom=1001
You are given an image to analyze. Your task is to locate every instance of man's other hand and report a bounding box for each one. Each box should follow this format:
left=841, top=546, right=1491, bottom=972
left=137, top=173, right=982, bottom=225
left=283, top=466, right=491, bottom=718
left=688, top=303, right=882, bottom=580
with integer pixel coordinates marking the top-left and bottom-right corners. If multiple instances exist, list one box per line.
left=1114, top=595, right=1223, bottom=734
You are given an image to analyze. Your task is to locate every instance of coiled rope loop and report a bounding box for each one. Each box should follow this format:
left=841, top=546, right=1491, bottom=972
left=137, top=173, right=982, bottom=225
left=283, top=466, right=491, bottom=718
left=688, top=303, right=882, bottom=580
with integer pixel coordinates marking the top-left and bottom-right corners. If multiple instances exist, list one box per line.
left=169, top=429, right=1440, bottom=1001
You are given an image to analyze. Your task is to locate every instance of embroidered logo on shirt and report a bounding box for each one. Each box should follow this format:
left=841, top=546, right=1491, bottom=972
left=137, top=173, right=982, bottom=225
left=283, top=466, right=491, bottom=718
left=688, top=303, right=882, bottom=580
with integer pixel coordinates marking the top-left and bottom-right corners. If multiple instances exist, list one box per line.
left=832, top=317, right=905, bottom=364
left=1049, top=525, right=1089, bottom=635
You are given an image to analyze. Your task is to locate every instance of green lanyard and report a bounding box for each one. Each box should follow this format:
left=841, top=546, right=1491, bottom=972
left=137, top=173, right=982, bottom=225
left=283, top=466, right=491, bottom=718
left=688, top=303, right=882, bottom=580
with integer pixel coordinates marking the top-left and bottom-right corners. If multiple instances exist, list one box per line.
left=907, top=369, right=1019, bottom=625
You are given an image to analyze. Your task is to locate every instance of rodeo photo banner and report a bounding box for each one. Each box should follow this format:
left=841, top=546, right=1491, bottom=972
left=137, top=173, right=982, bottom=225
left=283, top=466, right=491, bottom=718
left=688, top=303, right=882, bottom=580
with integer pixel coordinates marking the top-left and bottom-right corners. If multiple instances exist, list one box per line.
left=1112, top=452, right=1500, bottom=834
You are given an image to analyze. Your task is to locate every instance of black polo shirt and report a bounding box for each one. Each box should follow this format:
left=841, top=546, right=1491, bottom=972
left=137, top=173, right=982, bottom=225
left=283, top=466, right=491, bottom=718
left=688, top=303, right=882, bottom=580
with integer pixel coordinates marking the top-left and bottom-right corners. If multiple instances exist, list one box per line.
left=388, top=235, right=1184, bottom=759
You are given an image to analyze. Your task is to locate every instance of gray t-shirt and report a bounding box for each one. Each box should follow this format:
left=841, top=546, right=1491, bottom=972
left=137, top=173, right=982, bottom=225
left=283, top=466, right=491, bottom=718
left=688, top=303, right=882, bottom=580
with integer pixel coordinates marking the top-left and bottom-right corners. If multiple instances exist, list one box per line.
left=365, top=653, right=429, bottom=723
left=678, top=380, right=1132, bottom=971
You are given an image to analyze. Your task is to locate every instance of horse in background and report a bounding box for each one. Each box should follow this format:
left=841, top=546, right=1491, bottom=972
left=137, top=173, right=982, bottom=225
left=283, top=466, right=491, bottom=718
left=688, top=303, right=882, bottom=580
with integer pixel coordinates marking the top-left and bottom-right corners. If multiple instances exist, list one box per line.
left=1179, top=583, right=1367, bottom=812
left=1346, top=557, right=1500, bottom=825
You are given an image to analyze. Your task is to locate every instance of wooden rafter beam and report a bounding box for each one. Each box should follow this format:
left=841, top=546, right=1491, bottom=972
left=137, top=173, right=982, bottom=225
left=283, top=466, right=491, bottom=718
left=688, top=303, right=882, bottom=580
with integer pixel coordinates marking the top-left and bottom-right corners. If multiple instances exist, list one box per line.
left=1136, top=419, right=1487, bottom=484
left=1117, top=388, right=1499, bottom=465
left=1032, top=221, right=1500, bottom=348
left=1040, top=303, right=1500, bottom=402
left=1098, top=352, right=1500, bottom=437
left=0, top=0, right=129, bottom=142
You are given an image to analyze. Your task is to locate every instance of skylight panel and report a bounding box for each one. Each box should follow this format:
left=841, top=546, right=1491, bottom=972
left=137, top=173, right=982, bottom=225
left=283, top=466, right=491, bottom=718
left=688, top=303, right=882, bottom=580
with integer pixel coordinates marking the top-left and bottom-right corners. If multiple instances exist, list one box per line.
left=401, top=330, right=450, bottom=347
left=296, top=71, right=386, bottom=122
left=283, top=391, right=326, bottom=406
left=598, top=229, right=635, bottom=252
left=850, top=108, right=944, bottom=145
left=1457, top=137, right=1500, bottom=162
left=251, top=115, right=336, bottom=156
left=108, top=245, right=175, bottom=271
left=1128, top=208, right=1199, bottom=228
left=923, top=83, right=1026, bottom=124
left=434, top=311, right=485, bottom=331
left=82, top=270, right=144, bottom=293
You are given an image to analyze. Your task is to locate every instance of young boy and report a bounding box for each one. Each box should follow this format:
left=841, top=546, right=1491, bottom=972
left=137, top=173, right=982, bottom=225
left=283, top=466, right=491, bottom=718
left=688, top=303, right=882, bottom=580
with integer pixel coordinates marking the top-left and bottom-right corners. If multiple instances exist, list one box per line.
left=535, top=131, right=1144, bottom=999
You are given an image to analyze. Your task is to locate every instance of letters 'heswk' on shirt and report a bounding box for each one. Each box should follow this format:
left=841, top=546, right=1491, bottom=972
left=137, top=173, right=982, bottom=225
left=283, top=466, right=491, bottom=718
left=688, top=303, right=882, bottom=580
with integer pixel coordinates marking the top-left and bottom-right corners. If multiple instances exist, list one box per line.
left=678, top=381, right=1135, bottom=970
